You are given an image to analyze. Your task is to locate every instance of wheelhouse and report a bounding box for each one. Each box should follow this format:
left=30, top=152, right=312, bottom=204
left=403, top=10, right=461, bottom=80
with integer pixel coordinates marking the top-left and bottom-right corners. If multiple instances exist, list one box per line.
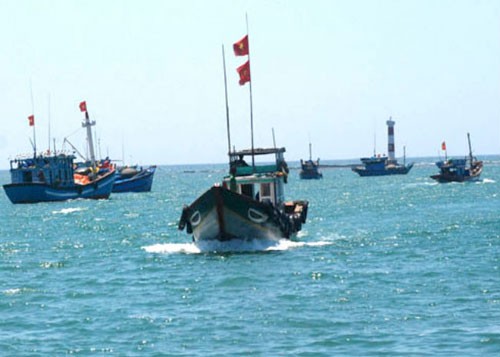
left=9, top=154, right=76, bottom=187
left=223, top=147, right=289, bottom=207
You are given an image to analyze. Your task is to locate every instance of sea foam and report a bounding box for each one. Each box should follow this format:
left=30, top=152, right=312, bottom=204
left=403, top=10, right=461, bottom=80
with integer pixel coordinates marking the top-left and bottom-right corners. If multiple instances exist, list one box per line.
left=142, top=239, right=332, bottom=254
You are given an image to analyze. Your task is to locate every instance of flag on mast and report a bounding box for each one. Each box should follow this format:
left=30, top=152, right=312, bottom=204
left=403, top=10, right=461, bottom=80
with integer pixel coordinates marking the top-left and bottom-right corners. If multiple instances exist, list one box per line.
left=441, top=141, right=446, bottom=151
left=79, top=101, right=87, bottom=112
left=28, top=115, right=35, bottom=126
left=236, top=61, right=251, bottom=85
left=233, top=35, right=249, bottom=56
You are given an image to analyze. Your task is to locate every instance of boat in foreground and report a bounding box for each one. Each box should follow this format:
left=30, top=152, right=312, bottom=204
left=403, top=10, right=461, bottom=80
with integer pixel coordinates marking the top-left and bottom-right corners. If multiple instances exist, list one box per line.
left=430, top=133, right=483, bottom=183
left=3, top=154, right=116, bottom=204
left=178, top=148, right=308, bottom=242
left=112, top=165, right=157, bottom=193
left=299, top=142, right=322, bottom=179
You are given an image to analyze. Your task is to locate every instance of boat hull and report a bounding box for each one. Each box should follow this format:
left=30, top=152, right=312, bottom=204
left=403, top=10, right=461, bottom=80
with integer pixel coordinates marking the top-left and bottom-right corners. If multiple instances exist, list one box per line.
left=112, top=166, right=156, bottom=193
left=179, top=186, right=307, bottom=242
left=3, top=171, right=116, bottom=204
left=352, top=163, right=413, bottom=176
left=299, top=170, right=323, bottom=179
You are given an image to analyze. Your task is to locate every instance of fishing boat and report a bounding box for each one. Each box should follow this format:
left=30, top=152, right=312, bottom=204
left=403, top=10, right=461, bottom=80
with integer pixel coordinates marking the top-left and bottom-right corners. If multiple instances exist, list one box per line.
left=430, top=133, right=483, bottom=183
left=299, top=142, right=322, bottom=179
left=112, top=165, right=157, bottom=193
left=178, top=34, right=308, bottom=242
left=3, top=101, right=116, bottom=204
left=3, top=154, right=116, bottom=204
left=352, top=117, right=413, bottom=176
left=178, top=148, right=308, bottom=242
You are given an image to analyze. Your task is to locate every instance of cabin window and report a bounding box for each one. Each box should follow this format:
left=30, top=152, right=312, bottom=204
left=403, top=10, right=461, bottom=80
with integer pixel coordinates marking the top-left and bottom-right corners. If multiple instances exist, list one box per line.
left=23, top=171, right=33, bottom=183
left=260, top=182, right=273, bottom=203
left=240, top=184, right=254, bottom=198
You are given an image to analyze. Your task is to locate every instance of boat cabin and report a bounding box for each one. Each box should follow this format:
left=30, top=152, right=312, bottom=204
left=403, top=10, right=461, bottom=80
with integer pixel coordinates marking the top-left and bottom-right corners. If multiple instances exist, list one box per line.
left=436, top=159, right=469, bottom=176
left=9, top=154, right=77, bottom=187
left=223, top=147, right=289, bottom=207
left=360, top=156, right=388, bottom=169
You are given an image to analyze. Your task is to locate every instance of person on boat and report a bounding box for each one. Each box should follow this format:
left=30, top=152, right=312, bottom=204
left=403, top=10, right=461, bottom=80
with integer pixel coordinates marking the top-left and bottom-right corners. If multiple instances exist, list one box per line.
left=234, top=154, right=248, bottom=167
left=37, top=170, right=45, bottom=182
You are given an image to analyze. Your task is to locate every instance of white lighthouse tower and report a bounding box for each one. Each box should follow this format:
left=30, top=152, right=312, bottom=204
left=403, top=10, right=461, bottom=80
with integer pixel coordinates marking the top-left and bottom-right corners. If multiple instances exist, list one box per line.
left=386, top=117, right=396, bottom=162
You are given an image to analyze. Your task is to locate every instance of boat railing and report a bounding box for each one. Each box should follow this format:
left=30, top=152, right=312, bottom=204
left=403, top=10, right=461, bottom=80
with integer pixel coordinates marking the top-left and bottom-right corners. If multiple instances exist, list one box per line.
left=235, top=164, right=278, bottom=176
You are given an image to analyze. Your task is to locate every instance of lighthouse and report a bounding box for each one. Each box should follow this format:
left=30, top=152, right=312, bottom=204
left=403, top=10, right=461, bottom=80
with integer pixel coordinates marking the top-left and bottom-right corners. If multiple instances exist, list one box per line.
left=386, top=117, right=396, bottom=162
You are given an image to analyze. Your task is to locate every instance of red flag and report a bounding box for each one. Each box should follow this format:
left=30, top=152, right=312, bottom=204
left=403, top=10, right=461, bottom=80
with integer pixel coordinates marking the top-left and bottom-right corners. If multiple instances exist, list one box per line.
left=233, top=35, right=249, bottom=56
left=28, top=115, right=35, bottom=127
left=236, top=60, right=251, bottom=86
left=79, top=101, right=87, bottom=112
left=441, top=141, right=446, bottom=151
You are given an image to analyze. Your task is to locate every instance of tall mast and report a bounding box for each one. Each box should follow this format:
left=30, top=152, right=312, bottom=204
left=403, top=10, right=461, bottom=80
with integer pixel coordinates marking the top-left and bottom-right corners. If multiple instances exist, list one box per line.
left=82, top=108, right=96, bottom=164
left=222, top=44, right=232, bottom=163
left=246, top=13, right=255, bottom=171
left=467, top=132, right=473, bottom=165
left=309, top=142, right=312, bottom=161
left=47, top=93, right=51, bottom=154
left=30, top=80, right=37, bottom=157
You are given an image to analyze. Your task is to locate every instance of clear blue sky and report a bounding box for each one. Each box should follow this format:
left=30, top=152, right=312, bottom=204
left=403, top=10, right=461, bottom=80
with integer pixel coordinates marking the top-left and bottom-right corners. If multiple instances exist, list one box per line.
left=1, top=0, right=499, bottom=169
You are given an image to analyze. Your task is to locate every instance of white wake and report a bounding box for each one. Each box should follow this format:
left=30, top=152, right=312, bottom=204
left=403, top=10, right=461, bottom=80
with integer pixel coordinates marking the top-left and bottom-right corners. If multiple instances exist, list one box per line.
left=142, top=239, right=333, bottom=254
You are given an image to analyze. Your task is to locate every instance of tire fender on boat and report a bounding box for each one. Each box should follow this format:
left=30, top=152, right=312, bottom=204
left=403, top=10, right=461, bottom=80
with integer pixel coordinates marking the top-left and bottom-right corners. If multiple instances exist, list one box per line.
left=248, top=208, right=268, bottom=224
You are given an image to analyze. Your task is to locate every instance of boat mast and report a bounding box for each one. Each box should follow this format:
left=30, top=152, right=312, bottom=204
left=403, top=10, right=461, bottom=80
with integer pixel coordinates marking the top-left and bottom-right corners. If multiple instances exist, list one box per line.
left=246, top=13, right=255, bottom=172
left=30, top=80, right=37, bottom=157
left=467, top=132, right=473, bottom=165
left=47, top=94, right=51, bottom=154
left=309, top=142, right=312, bottom=161
left=81, top=105, right=96, bottom=164
left=222, top=44, right=232, bottom=163
left=272, top=127, right=276, bottom=149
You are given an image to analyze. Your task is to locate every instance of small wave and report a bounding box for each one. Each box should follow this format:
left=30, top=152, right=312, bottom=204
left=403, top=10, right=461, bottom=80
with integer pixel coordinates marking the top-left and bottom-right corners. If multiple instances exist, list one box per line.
left=52, top=207, right=87, bottom=215
left=142, top=239, right=333, bottom=254
left=479, top=178, right=495, bottom=184
left=3, top=288, right=21, bottom=295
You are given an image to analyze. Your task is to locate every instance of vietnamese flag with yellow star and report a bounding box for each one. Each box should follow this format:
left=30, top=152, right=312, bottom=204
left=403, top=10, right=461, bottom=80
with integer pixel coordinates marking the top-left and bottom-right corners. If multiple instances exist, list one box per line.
left=233, top=35, right=249, bottom=56
left=236, top=60, right=251, bottom=85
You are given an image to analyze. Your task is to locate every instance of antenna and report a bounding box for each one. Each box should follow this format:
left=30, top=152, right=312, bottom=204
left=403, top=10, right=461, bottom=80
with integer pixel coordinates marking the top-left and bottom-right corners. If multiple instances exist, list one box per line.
left=246, top=13, right=255, bottom=171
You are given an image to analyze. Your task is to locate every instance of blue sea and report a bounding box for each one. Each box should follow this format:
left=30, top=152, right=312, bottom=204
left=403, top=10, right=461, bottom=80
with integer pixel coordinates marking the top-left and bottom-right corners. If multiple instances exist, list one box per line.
left=1, top=157, right=499, bottom=355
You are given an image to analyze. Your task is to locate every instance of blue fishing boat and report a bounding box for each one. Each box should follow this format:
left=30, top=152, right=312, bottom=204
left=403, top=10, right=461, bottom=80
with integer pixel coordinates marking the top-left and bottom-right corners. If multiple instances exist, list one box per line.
left=299, top=142, right=323, bottom=179
left=112, top=165, right=157, bottom=193
left=3, top=100, right=116, bottom=204
left=178, top=148, right=308, bottom=242
left=352, top=117, right=413, bottom=176
left=431, top=133, right=483, bottom=183
left=3, top=154, right=116, bottom=204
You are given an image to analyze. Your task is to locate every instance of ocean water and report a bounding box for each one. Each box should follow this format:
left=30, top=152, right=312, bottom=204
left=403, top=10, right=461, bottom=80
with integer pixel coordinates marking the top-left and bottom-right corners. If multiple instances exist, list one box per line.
left=1, top=157, right=499, bottom=355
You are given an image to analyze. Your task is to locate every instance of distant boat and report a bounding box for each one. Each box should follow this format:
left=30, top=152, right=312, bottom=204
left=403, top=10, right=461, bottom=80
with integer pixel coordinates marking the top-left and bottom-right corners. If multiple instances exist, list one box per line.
left=178, top=148, right=308, bottom=242
left=3, top=102, right=116, bottom=204
left=3, top=154, right=116, bottom=204
left=430, top=133, right=483, bottom=183
left=112, top=165, right=156, bottom=193
left=352, top=117, right=413, bottom=176
left=299, top=142, right=323, bottom=179
left=352, top=155, right=414, bottom=176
